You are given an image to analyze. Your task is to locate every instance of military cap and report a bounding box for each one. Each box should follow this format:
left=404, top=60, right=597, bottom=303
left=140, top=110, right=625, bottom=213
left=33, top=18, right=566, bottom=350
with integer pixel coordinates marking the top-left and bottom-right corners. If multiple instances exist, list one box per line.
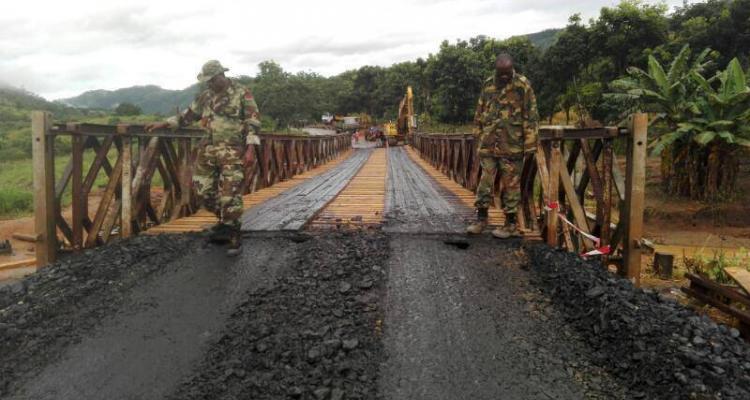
left=197, top=60, right=229, bottom=82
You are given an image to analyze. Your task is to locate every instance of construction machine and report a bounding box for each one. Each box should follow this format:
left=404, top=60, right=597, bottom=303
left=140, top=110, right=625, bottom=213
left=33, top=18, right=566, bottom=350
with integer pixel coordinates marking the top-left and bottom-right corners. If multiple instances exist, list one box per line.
left=385, top=86, right=417, bottom=146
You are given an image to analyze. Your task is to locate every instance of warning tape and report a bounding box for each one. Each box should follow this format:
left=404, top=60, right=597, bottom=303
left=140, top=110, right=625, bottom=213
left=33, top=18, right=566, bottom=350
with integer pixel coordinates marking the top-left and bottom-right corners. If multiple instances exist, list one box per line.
left=544, top=202, right=611, bottom=258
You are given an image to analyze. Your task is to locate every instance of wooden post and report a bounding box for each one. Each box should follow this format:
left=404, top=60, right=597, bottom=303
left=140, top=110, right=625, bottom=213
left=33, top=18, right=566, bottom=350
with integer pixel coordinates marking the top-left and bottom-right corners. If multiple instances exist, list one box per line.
left=71, top=134, right=84, bottom=250
left=546, top=134, right=562, bottom=247
left=32, top=111, right=56, bottom=266
left=623, top=113, right=648, bottom=285
left=121, top=135, right=133, bottom=238
left=600, top=137, right=614, bottom=250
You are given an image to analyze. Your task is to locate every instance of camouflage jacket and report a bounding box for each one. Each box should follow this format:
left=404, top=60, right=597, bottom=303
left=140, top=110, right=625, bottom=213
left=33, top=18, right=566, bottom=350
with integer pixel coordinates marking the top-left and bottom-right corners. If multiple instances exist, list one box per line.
left=473, top=72, right=538, bottom=157
left=168, top=79, right=261, bottom=145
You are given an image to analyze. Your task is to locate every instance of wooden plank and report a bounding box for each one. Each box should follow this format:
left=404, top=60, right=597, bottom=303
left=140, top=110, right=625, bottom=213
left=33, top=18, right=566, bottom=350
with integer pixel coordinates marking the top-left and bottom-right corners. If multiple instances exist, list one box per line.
left=82, top=136, right=114, bottom=195
left=622, top=113, right=647, bottom=285
left=686, top=273, right=750, bottom=308
left=85, top=153, right=124, bottom=248
left=576, top=139, right=604, bottom=206
left=71, top=134, right=84, bottom=250
left=32, top=111, right=57, bottom=266
left=558, top=162, right=593, bottom=249
left=682, top=286, right=750, bottom=324
left=12, top=233, right=41, bottom=242
left=600, top=138, right=614, bottom=249
left=725, top=267, right=750, bottom=296
left=54, top=160, right=73, bottom=201
left=546, top=137, right=562, bottom=247
left=121, top=136, right=133, bottom=238
left=0, top=259, right=37, bottom=271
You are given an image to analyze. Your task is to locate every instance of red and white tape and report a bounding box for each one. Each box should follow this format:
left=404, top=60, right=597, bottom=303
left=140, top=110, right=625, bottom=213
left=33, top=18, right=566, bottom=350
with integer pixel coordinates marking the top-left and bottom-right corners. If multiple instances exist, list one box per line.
left=544, top=202, right=611, bottom=258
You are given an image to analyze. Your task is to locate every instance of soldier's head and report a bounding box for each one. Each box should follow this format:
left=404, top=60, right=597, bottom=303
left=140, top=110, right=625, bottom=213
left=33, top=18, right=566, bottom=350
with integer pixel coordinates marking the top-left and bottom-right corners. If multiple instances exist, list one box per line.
left=197, top=60, right=231, bottom=93
left=494, top=53, right=514, bottom=84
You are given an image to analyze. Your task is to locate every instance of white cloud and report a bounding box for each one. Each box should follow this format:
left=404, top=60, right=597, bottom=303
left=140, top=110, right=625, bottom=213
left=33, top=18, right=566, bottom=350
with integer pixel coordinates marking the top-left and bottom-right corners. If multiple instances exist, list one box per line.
left=0, top=0, right=686, bottom=99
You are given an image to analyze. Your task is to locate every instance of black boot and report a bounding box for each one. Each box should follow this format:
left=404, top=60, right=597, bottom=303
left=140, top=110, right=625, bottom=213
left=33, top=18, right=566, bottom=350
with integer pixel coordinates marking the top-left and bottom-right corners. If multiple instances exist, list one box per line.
left=225, top=222, right=242, bottom=257
left=208, top=223, right=232, bottom=244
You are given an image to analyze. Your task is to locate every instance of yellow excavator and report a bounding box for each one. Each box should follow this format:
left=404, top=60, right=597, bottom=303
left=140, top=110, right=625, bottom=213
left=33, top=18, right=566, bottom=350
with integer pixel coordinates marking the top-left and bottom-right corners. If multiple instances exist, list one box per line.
left=383, top=86, right=416, bottom=146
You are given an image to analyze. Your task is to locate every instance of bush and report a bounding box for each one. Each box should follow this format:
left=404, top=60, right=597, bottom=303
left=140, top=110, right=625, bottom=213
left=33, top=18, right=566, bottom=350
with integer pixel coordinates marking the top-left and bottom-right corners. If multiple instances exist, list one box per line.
left=0, top=189, right=33, bottom=216
left=0, top=148, right=29, bottom=161
left=115, top=102, right=142, bottom=116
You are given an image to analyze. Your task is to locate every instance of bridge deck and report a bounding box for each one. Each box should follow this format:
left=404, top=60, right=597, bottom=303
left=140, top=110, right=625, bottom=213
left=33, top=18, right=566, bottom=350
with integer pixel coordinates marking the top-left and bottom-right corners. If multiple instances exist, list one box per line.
left=147, top=145, right=525, bottom=235
left=146, top=150, right=354, bottom=234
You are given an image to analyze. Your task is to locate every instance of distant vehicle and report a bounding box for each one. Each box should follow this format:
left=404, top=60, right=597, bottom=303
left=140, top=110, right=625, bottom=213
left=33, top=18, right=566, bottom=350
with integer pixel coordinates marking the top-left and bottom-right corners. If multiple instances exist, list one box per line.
left=334, top=114, right=372, bottom=133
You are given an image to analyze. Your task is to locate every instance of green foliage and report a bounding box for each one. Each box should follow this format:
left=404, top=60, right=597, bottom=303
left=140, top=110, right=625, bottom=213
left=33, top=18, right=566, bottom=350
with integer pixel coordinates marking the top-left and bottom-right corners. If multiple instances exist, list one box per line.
left=670, top=58, right=750, bottom=150
left=684, top=248, right=750, bottom=284
left=608, top=45, right=713, bottom=132
left=590, top=0, right=670, bottom=79
left=608, top=44, right=750, bottom=199
left=0, top=189, right=33, bottom=216
left=115, top=102, right=142, bottom=116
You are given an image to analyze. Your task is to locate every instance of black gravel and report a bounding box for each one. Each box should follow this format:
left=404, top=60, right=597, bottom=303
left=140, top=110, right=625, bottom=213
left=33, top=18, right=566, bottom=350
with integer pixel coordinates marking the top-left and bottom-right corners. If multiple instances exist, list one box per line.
left=0, top=234, right=198, bottom=396
left=527, top=245, right=750, bottom=400
left=168, top=231, right=389, bottom=400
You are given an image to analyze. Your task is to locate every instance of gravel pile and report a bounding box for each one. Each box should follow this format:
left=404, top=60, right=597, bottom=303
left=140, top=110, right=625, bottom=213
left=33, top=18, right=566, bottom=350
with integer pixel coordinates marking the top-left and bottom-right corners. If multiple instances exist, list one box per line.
left=169, top=231, right=389, bottom=400
left=0, top=234, right=198, bottom=395
left=527, top=245, right=750, bottom=400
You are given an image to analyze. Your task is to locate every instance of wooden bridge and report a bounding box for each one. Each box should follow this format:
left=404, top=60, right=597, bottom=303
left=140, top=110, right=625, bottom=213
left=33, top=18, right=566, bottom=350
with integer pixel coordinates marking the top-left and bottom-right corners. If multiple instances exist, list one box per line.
left=25, top=111, right=648, bottom=284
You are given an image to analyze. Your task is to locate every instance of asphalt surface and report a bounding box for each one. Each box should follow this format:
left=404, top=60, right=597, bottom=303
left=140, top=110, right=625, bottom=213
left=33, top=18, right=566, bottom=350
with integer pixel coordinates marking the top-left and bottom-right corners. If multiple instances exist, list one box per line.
left=380, top=236, right=628, bottom=400
left=8, top=236, right=296, bottom=400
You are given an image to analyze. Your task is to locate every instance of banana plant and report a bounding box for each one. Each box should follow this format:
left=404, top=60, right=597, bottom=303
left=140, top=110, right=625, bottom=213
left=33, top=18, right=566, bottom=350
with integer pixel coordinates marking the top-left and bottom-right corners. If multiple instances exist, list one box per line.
left=681, top=58, right=750, bottom=148
left=606, top=45, right=711, bottom=128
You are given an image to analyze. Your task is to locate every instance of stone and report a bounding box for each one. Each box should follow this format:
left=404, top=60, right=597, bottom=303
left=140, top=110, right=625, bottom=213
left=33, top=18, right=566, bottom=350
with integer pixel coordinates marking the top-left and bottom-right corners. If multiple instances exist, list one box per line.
left=342, top=339, right=359, bottom=350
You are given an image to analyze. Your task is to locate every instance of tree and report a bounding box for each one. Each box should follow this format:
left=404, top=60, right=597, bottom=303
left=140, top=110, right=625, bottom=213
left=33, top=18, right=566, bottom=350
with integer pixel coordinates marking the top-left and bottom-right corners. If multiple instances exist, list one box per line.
left=425, top=40, right=485, bottom=123
left=114, top=102, right=142, bottom=116
left=670, top=0, right=750, bottom=67
left=538, top=15, right=593, bottom=121
left=590, top=0, right=670, bottom=80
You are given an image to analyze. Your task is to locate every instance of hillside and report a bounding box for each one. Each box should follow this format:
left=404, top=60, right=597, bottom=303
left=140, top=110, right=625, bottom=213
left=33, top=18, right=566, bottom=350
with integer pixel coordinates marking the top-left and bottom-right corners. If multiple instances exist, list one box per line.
left=521, top=28, right=561, bottom=50
left=0, top=87, right=91, bottom=157
left=61, top=84, right=201, bottom=115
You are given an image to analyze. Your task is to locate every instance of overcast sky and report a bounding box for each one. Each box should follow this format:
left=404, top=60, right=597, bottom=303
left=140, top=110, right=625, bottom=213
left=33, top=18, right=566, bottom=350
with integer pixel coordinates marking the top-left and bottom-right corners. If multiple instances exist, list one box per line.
left=0, top=0, right=686, bottom=100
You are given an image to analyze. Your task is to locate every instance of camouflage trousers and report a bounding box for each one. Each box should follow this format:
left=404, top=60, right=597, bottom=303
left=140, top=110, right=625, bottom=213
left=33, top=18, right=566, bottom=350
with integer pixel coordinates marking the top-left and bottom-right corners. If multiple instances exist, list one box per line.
left=474, top=155, right=522, bottom=214
left=194, top=140, right=245, bottom=225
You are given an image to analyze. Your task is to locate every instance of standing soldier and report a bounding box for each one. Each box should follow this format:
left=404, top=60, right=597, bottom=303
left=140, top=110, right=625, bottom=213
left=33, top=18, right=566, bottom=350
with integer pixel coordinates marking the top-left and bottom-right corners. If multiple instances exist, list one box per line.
left=147, top=60, right=261, bottom=256
left=466, top=53, right=538, bottom=238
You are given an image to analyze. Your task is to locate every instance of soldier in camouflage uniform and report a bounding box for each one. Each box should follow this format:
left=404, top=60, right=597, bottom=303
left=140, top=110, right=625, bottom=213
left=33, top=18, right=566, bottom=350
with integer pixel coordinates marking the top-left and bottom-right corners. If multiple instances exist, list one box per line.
left=466, top=53, right=538, bottom=238
left=147, top=60, right=261, bottom=256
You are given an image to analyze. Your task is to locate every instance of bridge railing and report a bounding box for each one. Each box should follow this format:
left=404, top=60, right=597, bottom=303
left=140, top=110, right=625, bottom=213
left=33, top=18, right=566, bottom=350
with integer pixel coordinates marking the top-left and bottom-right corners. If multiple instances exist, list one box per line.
left=412, top=113, right=647, bottom=285
left=31, top=111, right=351, bottom=265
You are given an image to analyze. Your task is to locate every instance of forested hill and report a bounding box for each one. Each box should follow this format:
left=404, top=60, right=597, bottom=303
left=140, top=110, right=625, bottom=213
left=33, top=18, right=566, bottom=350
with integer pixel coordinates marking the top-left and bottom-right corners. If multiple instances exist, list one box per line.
left=61, top=84, right=201, bottom=115
left=0, top=85, right=98, bottom=160
left=520, top=28, right=561, bottom=50
left=0, top=85, right=68, bottom=112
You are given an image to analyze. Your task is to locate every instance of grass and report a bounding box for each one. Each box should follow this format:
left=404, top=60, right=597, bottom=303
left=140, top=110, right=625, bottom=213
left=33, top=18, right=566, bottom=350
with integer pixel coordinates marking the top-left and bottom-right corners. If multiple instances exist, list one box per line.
left=0, top=189, right=33, bottom=217
left=683, top=248, right=750, bottom=284
left=0, top=146, right=156, bottom=219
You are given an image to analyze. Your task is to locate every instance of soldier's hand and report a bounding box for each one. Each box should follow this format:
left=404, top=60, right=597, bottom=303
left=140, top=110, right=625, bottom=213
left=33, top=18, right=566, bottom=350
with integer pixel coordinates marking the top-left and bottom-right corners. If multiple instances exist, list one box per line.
left=144, top=122, right=170, bottom=133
